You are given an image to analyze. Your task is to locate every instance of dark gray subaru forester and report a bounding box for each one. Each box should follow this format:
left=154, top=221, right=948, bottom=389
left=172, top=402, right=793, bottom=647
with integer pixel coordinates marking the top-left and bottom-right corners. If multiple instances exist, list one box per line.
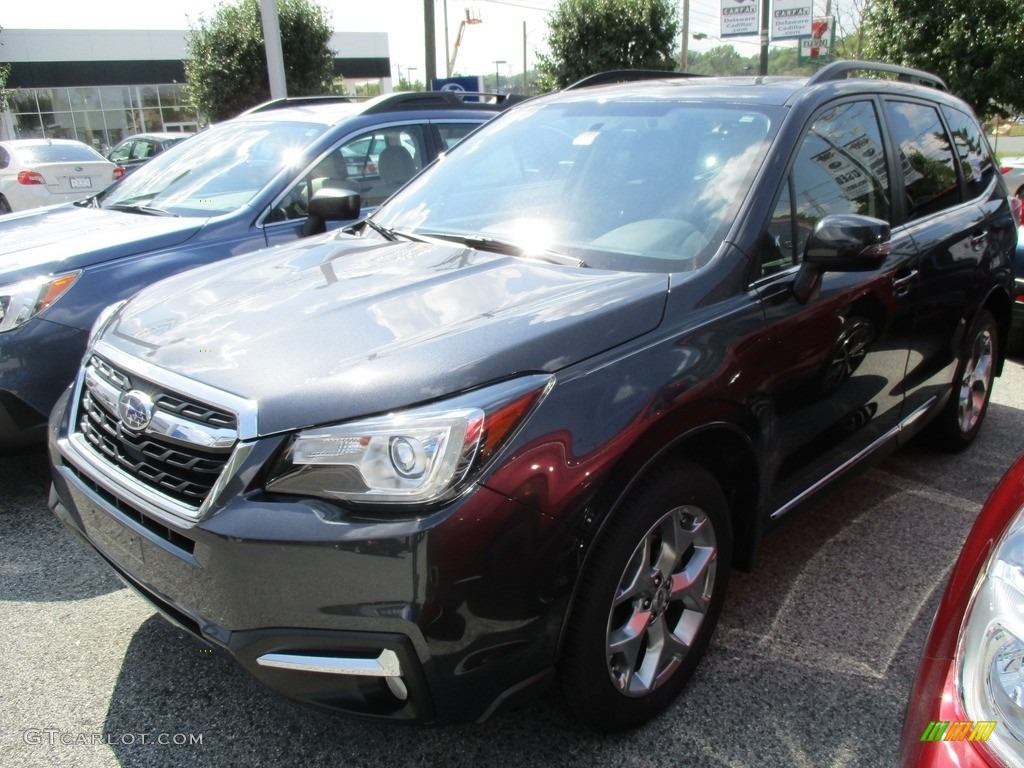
left=49, top=62, right=1017, bottom=730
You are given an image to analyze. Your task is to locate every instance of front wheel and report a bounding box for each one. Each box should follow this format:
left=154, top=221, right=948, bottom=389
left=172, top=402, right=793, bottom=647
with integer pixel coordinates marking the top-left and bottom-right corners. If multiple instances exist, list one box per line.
left=929, top=308, right=998, bottom=451
left=559, top=459, right=731, bottom=731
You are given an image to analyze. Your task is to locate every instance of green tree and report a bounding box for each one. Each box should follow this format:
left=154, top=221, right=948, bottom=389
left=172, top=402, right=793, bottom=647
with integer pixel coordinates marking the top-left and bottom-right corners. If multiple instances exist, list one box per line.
left=185, top=0, right=335, bottom=121
left=861, top=0, right=1024, bottom=118
left=537, top=0, right=679, bottom=90
left=685, top=45, right=820, bottom=77
left=686, top=45, right=754, bottom=76
left=0, top=64, right=11, bottom=111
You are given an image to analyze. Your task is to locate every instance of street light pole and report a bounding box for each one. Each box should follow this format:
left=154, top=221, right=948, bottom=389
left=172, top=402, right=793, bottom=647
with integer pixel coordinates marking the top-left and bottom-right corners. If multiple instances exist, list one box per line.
left=523, top=21, right=527, bottom=92
left=493, top=60, right=506, bottom=94
left=443, top=0, right=451, bottom=79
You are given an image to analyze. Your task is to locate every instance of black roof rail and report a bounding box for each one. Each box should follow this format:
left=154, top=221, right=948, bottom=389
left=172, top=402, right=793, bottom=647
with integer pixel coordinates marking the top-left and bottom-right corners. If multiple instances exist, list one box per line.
left=240, top=95, right=356, bottom=115
left=358, top=90, right=506, bottom=114
left=564, top=70, right=705, bottom=90
left=239, top=90, right=512, bottom=119
left=806, top=61, right=948, bottom=91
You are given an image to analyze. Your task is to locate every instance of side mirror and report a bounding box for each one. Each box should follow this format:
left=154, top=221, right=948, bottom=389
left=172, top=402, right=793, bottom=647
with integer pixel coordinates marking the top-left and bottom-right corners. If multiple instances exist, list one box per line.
left=794, top=214, right=891, bottom=304
left=302, top=187, right=362, bottom=237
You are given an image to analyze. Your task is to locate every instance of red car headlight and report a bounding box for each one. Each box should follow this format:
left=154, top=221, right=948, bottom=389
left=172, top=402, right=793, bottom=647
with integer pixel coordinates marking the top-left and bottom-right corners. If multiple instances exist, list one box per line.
left=901, top=454, right=1024, bottom=767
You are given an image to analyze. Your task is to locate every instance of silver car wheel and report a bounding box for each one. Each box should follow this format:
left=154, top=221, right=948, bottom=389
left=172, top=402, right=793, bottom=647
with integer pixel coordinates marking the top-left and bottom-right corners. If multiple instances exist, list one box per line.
left=605, top=504, right=718, bottom=697
left=957, top=326, right=994, bottom=434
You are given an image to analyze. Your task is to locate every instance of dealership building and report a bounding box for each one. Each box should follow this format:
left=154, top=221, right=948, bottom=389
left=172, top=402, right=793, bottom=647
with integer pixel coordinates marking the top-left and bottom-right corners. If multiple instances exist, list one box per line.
left=1, top=28, right=392, bottom=150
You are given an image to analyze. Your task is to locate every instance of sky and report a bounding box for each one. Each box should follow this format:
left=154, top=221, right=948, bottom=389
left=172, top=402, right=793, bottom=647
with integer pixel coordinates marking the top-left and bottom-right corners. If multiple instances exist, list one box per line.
left=1, top=0, right=846, bottom=81
left=1, top=0, right=559, bottom=83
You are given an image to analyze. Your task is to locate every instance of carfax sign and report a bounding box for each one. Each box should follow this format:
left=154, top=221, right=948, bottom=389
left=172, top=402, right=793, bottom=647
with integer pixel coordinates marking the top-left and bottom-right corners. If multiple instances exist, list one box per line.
left=771, top=0, right=812, bottom=40
left=720, top=0, right=758, bottom=37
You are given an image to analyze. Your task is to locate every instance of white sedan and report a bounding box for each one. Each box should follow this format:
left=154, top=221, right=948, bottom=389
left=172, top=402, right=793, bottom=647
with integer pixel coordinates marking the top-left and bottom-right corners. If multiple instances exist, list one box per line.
left=0, top=139, right=123, bottom=214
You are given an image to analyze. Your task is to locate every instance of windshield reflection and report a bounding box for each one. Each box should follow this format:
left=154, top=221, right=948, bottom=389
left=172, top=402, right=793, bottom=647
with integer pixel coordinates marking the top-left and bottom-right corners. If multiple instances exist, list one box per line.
left=97, top=120, right=327, bottom=218
left=372, top=100, right=779, bottom=273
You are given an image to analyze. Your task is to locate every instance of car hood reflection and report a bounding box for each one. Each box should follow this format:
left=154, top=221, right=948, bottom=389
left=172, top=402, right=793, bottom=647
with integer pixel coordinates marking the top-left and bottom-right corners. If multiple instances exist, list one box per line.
left=0, top=204, right=202, bottom=275
left=108, top=233, right=669, bottom=434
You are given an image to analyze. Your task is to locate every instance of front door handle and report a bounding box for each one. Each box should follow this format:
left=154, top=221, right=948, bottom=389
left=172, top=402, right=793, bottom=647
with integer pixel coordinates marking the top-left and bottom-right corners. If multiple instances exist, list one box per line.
left=892, top=268, right=918, bottom=297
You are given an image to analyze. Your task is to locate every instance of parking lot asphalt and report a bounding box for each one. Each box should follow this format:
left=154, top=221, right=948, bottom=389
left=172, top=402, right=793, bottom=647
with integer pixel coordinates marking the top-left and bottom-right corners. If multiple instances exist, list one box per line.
left=2, top=354, right=1022, bottom=768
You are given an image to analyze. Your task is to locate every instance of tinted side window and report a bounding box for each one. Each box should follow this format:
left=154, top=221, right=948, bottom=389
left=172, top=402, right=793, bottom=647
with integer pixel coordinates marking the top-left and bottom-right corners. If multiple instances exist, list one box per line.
left=436, top=122, right=481, bottom=150
left=762, top=101, right=890, bottom=278
left=941, top=105, right=996, bottom=200
left=0, top=148, right=9, bottom=169
left=885, top=100, right=960, bottom=219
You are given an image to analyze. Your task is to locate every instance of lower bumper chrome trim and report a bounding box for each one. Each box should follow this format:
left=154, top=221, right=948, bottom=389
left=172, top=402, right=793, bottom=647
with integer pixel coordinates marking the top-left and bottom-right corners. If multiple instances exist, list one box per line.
left=256, top=649, right=408, bottom=700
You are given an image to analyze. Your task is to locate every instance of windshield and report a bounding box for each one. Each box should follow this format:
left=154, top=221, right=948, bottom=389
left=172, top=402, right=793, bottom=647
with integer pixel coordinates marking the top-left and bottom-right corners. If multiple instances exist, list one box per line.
left=97, top=119, right=328, bottom=217
left=372, top=99, right=779, bottom=272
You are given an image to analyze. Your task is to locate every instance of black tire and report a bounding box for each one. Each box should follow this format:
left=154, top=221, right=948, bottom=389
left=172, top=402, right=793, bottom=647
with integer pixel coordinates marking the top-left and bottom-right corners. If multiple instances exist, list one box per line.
left=559, top=459, right=732, bottom=731
left=0, top=195, right=11, bottom=215
left=929, top=308, right=998, bottom=451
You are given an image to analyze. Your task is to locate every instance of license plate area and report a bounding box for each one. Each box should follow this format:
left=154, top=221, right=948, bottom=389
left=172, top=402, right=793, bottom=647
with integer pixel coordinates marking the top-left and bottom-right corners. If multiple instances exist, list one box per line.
left=70, top=176, right=92, bottom=189
left=84, top=502, right=145, bottom=568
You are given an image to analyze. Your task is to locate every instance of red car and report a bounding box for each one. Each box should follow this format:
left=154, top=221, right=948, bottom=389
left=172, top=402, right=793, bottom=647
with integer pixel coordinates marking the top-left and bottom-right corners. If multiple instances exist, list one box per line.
left=900, top=453, right=1024, bottom=766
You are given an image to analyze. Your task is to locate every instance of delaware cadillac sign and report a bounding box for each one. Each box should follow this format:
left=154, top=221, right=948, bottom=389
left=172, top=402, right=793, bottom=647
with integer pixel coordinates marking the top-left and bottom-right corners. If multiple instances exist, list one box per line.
left=721, top=0, right=758, bottom=37
left=771, top=0, right=812, bottom=40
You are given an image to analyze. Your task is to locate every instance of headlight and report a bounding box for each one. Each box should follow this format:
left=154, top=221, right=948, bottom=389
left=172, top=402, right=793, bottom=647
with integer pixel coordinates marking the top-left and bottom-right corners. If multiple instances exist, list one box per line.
left=0, top=271, right=80, bottom=333
left=959, top=503, right=1024, bottom=766
left=266, top=375, right=552, bottom=506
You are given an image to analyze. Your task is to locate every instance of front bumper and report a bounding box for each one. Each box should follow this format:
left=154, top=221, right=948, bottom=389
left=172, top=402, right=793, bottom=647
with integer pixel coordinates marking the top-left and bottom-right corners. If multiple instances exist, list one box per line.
left=48, top=389, right=573, bottom=724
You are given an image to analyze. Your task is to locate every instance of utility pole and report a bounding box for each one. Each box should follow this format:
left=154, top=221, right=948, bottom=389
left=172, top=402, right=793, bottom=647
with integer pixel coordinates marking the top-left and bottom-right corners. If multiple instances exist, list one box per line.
left=679, top=0, right=690, bottom=72
left=424, top=0, right=437, bottom=86
left=259, top=0, right=287, bottom=99
left=758, top=0, right=769, bottom=76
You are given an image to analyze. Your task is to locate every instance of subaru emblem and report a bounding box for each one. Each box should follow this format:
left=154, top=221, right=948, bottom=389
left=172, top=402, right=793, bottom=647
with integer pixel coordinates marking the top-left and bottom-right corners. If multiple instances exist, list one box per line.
left=117, top=390, right=154, bottom=432
left=74, top=166, right=84, bottom=172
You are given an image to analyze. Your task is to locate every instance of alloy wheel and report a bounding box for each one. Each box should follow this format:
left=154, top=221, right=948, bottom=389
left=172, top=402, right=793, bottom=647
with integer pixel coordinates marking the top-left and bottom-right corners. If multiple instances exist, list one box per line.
left=957, top=326, right=994, bottom=434
left=605, top=504, right=718, bottom=697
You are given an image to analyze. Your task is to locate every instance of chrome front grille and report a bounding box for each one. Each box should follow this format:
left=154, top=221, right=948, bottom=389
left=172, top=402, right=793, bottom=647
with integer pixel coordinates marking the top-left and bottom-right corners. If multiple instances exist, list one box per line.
left=76, top=354, right=239, bottom=510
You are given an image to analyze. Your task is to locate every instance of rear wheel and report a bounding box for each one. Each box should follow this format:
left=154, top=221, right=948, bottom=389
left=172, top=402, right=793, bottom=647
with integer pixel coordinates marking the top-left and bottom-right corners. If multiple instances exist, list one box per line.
left=0, top=195, right=11, bottom=215
left=929, top=308, right=998, bottom=451
left=559, top=459, right=731, bottom=730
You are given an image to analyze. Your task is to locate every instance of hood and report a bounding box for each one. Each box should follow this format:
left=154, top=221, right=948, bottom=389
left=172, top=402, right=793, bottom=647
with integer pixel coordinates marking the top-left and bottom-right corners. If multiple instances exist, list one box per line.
left=106, top=232, right=669, bottom=435
left=0, top=205, right=203, bottom=279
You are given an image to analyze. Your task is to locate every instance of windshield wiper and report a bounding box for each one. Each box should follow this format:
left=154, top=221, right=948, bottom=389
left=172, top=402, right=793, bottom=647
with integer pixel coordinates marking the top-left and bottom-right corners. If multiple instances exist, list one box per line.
left=361, top=219, right=397, bottom=240
left=105, top=204, right=179, bottom=217
left=361, top=219, right=427, bottom=243
left=417, top=232, right=587, bottom=267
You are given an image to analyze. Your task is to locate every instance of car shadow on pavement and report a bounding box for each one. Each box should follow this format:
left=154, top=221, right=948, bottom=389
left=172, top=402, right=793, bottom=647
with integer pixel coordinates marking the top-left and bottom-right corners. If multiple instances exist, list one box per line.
left=101, top=614, right=602, bottom=768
